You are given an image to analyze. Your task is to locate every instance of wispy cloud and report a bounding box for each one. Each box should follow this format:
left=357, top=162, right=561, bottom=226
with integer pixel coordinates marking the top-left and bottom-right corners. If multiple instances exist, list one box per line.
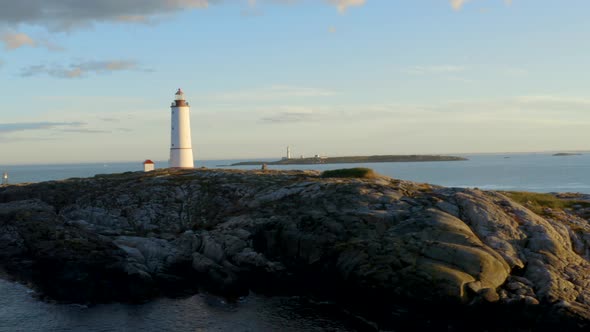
left=1, top=32, right=36, bottom=50
left=0, top=121, right=128, bottom=143
left=59, top=129, right=112, bottom=134
left=450, top=0, right=470, bottom=11
left=450, top=0, right=513, bottom=11
left=392, top=95, right=590, bottom=122
left=253, top=95, right=590, bottom=126
left=0, top=31, right=64, bottom=51
left=99, top=117, right=121, bottom=123
left=0, top=122, right=85, bottom=133
left=0, top=0, right=210, bottom=31
left=115, top=15, right=152, bottom=24
left=326, top=0, right=366, bottom=13
left=0, top=0, right=365, bottom=31
left=20, top=60, right=143, bottom=78
left=260, top=106, right=315, bottom=123
left=203, top=85, right=336, bottom=102
left=512, top=95, right=590, bottom=111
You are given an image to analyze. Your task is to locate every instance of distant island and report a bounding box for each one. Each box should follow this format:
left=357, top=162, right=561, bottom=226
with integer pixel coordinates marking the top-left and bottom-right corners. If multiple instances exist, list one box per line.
left=230, top=154, right=467, bottom=166
left=553, top=153, right=583, bottom=156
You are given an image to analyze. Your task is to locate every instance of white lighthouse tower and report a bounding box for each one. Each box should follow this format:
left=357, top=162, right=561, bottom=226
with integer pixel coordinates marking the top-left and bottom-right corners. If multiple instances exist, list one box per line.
left=169, top=89, right=194, bottom=168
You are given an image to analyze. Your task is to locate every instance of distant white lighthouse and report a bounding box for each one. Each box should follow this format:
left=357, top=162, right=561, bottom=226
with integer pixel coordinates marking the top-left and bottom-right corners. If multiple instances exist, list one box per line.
left=169, top=89, right=194, bottom=168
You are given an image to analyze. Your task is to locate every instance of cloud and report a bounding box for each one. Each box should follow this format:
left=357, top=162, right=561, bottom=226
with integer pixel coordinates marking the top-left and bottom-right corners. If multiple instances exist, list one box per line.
left=0, top=122, right=85, bottom=133
left=248, top=0, right=366, bottom=14
left=99, top=117, right=121, bottom=123
left=115, top=15, right=152, bottom=23
left=260, top=107, right=315, bottom=123
left=0, top=0, right=365, bottom=31
left=20, top=60, right=143, bottom=78
left=511, top=95, right=590, bottom=111
left=388, top=95, right=590, bottom=123
left=450, top=0, right=469, bottom=10
left=1, top=31, right=64, bottom=51
left=450, top=0, right=513, bottom=11
left=326, top=0, right=366, bottom=13
left=0, top=0, right=211, bottom=30
left=0, top=121, right=119, bottom=144
left=203, top=85, right=336, bottom=102
left=59, top=129, right=112, bottom=134
left=253, top=95, right=590, bottom=127
left=1, top=32, right=36, bottom=50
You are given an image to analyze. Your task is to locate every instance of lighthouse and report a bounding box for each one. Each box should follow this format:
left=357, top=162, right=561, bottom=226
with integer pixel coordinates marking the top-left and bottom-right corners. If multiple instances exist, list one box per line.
left=169, top=89, right=194, bottom=168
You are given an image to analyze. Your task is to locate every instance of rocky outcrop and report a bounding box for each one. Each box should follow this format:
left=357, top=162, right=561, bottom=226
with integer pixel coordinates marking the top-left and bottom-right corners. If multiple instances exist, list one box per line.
left=1, top=168, right=590, bottom=331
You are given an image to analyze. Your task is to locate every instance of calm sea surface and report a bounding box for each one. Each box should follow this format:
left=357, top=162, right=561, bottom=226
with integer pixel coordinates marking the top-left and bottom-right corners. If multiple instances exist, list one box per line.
left=0, top=279, right=353, bottom=332
left=2, top=153, right=590, bottom=193
left=1, top=153, right=589, bottom=331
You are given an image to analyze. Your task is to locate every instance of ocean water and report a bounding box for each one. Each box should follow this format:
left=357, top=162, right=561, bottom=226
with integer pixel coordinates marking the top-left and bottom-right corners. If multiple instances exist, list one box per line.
left=1, top=153, right=590, bottom=331
left=0, top=279, right=353, bottom=332
left=2, top=153, right=590, bottom=193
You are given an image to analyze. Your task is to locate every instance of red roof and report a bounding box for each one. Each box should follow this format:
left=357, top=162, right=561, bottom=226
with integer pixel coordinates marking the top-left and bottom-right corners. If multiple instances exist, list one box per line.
left=143, top=160, right=154, bottom=164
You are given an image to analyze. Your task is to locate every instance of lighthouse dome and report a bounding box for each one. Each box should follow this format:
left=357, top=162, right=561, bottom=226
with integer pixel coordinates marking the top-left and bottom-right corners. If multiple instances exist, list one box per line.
left=173, top=89, right=188, bottom=106
left=175, top=89, right=185, bottom=100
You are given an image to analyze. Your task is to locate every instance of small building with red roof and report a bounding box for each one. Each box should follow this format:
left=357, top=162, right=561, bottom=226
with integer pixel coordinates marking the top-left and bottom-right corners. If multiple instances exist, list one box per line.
left=143, top=159, right=155, bottom=172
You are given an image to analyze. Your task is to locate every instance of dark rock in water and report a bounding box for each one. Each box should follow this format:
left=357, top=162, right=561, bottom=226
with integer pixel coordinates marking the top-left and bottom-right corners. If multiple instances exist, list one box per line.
left=1, top=168, right=590, bottom=331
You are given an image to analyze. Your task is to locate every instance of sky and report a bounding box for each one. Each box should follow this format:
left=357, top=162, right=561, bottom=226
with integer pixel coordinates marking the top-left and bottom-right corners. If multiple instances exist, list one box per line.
left=0, top=0, right=589, bottom=164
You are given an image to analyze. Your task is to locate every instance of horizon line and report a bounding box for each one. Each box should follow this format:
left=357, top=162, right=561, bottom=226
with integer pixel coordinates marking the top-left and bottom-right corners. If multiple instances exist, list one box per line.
left=1, top=149, right=589, bottom=167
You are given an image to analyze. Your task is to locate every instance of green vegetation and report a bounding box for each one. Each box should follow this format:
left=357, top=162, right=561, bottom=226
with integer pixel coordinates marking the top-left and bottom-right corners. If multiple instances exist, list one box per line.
left=502, top=191, right=590, bottom=215
left=322, top=168, right=377, bottom=179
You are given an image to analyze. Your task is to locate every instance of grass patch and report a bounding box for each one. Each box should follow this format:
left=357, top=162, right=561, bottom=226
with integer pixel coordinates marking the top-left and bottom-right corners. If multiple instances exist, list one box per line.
left=502, top=191, right=590, bottom=215
left=322, top=168, right=377, bottom=179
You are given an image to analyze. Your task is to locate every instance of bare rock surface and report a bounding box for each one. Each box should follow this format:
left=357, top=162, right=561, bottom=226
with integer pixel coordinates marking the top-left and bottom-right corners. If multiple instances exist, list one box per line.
left=1, top=168, right=590, bottom=331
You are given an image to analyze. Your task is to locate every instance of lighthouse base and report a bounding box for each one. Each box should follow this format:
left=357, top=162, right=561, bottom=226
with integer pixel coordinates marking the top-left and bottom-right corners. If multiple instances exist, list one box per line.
left=169, top=149, right=194, bottom=168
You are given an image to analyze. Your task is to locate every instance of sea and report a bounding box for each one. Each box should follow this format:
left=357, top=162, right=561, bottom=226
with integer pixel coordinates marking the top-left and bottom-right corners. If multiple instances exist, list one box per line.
left=1, top=152, right=589, bottom=331
left=3, top=153, right=590, bottom=193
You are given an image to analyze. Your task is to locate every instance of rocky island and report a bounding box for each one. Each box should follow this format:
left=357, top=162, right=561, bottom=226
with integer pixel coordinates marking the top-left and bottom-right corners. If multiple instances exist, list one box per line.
left=1, top=168, right=590, bottom=331
left=230, top=154, right=467, bottom=166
